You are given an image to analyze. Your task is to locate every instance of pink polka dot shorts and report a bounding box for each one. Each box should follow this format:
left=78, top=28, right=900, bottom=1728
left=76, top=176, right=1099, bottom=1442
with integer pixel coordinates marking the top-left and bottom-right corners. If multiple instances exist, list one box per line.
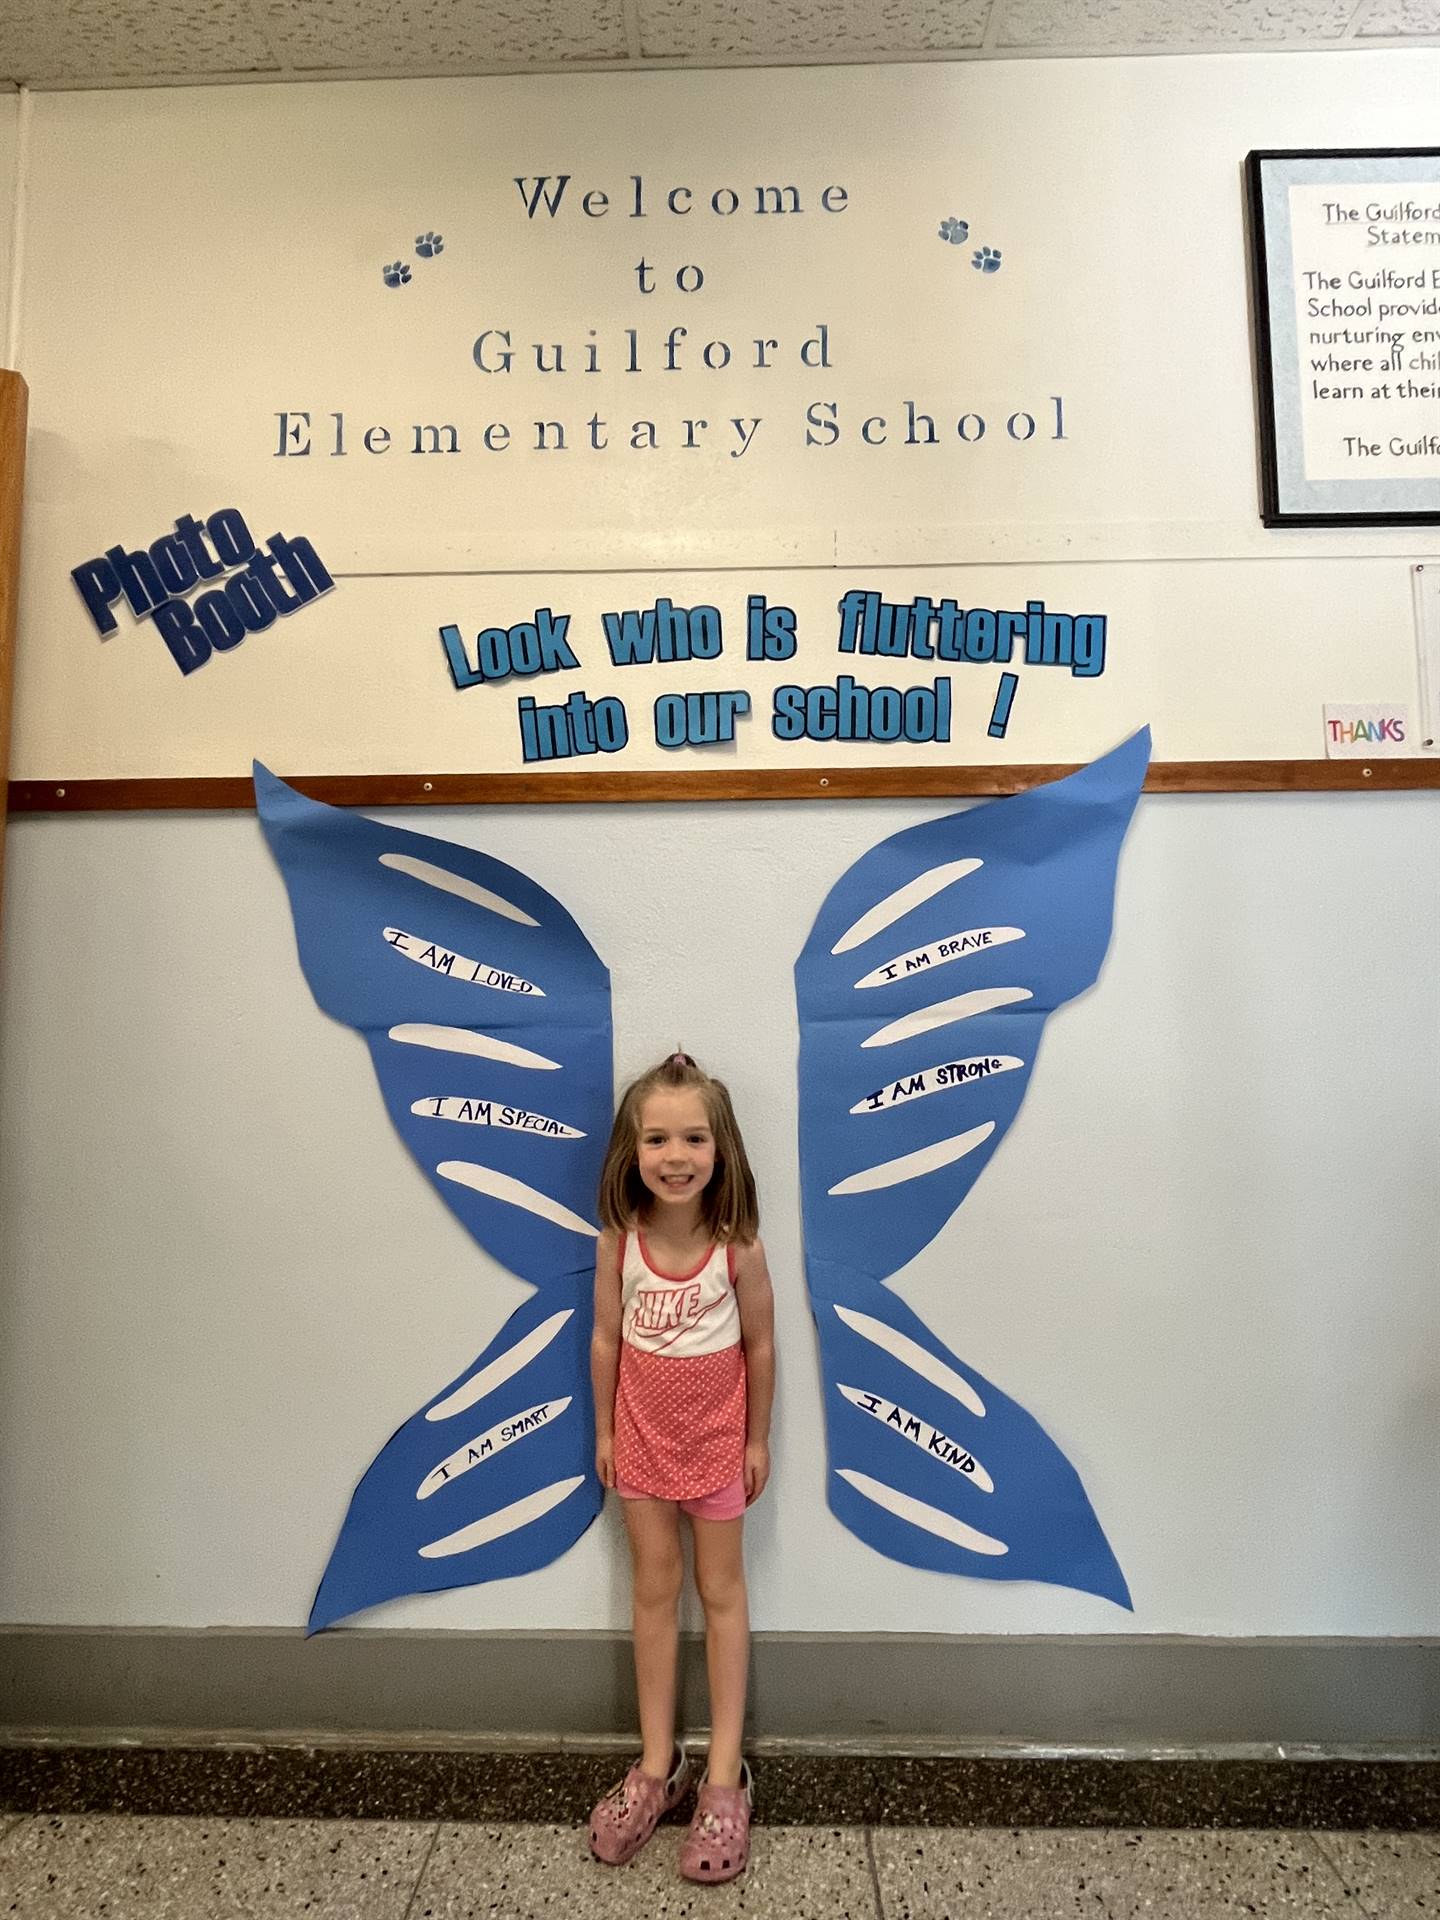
left=615, top=1471, right=746, bottom=1521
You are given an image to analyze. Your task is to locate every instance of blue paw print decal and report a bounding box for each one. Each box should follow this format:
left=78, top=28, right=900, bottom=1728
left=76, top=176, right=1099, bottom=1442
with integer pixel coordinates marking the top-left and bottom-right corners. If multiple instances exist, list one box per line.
left=382, top=261, right=411, bottom=288
left=938, top=216, right=970, bottom=245
left=972, top=246, right=1002, bottom=274
left=416, top=231, right=444, bottom=258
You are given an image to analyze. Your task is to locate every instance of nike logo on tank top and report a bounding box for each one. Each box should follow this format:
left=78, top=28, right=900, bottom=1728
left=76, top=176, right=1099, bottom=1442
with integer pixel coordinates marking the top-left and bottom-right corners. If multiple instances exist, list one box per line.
left=620, top=1233, right=742, bottom=1356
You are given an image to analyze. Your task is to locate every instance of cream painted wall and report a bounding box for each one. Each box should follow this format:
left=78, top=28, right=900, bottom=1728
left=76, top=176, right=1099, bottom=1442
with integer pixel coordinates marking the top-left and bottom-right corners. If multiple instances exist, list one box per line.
left=6, top=52, right=1440, bottom=777
left=0, top=92, right=16, bottom=341
left=0, top=56, right=1437, bottom=1643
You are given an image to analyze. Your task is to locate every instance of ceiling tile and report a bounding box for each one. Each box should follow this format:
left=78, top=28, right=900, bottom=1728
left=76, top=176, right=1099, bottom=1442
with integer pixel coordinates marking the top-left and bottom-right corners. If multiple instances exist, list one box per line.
left=0, top=0, right=278, bottom=83
left=638, top=0, right=992, bottom=59
left=1357, top=0, right=1440, bottom=30
left=995, top=0, right=1358, bottom=44
left=260, top=0, right=629, bottom=71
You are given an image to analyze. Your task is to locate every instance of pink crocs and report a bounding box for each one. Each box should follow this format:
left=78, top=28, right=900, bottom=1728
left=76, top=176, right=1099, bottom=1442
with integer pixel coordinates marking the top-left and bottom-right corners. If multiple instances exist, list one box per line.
left=588, top=1744, right=691, bottom=1866
left=679, top=1758, right=753, bottom=1884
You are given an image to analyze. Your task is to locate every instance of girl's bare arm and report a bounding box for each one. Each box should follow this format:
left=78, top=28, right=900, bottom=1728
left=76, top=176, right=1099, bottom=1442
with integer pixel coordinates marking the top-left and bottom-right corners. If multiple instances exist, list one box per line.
left=734, top=1237, right=776, bottom=1503
left=590, top=1229, right=623, bottom=1486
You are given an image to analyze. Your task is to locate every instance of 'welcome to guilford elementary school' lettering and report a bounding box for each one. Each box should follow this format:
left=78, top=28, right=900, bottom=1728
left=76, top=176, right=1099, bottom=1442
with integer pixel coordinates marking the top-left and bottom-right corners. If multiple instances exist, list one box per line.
left=273, top=172, right=1070, bottom=463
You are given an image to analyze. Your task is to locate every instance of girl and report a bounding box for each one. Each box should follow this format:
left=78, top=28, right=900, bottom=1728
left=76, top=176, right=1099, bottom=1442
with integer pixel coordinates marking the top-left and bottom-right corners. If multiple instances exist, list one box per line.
left=587, top=1051, right=775, bottom=1885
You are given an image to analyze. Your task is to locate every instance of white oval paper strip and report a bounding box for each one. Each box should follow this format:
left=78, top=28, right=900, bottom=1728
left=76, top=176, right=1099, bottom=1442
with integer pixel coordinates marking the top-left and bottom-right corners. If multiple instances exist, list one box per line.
left=388, top=1025, right=561, bottom=1071
left=836, top=1469, right=1008, bottom=1557
left=383, top=928, right=544, bottom=996
left=833, top=1305, right=987, bottom=1418
left=827, top=1121, right=995, bottom=1196
left=850, top=1054, right=1024, bottom=1114
left=837, top=1385, right=994, bottom=1491
left=863, top=986, right=1032, bottom=1049
left=378, top=854, right=540, bottom=927
left=853, top=927, right=1025, bottom=990
left=426, top=1309, right=575, bottom=1422
left=417, top=1397, right=573, bottom=1499
left=418, top=1476, right=586, bottom=1560
left=437, top=1161, right=599, bottom=1238
left=830, top=859, right=983, bottom=956
left=411, top=1096, right=584, bottom=1138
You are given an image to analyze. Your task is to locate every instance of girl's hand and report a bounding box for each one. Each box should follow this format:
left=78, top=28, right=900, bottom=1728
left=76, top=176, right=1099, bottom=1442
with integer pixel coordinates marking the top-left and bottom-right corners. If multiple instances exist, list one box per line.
left=595, top=1436, right=616, bottom=1489
left=744, top=1440, right=770, bottom=1506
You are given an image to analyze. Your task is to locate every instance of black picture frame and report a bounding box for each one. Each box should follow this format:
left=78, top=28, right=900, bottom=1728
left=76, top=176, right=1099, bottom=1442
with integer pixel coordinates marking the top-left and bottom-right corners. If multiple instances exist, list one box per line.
left=1244, top=148, right=1440, bottom=529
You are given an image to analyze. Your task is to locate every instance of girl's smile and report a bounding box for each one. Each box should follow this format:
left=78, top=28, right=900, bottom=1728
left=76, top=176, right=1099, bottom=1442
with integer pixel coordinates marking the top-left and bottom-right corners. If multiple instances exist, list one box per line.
left=637, top=1089, right=716, bottom=1214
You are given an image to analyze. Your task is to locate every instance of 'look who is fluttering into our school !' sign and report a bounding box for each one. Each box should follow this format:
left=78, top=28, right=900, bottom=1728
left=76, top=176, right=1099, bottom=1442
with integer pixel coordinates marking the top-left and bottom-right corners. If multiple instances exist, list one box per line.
left=15, top=65, right=1436, bottom=781
left=68, top=500, right=1105, bottom=763
left=430, top=587, right=1102, bottom=763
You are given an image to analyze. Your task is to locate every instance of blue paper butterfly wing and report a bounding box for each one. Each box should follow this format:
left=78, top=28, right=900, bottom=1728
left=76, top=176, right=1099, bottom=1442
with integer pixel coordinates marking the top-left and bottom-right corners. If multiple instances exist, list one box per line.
left=307, top=1289, right=596, bottom=1630
left=796, top=731, right=1150, bottom=1606
left=810, top=1269, right=1133, bottom=1606
left=255, top=765, right=610, bottom=1287
left=255, top=767, right=611, bottom=1628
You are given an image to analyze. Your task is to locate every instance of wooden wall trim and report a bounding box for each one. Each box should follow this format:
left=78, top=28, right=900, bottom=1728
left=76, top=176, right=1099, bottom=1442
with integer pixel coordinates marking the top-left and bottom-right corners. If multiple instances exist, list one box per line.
left=8, top=758, right=1440, bottom=812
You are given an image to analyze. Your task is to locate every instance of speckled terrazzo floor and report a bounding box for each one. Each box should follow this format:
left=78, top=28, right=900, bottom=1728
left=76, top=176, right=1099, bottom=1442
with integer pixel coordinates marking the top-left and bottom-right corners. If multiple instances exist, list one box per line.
left=0, top=1816, right=1437, bottom=1918
left=3, top=1749, right=1437, bottom=1827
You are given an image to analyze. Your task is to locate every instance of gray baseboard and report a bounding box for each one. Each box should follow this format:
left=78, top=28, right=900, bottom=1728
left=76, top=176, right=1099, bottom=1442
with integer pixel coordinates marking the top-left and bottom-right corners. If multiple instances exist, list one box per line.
left=3, top=1628, right=1439, bottom=1751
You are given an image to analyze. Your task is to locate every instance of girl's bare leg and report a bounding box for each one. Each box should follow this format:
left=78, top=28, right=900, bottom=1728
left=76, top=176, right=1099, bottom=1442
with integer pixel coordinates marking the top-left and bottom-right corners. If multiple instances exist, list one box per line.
left=691, top=1515, right=749, bottom=1788
left=622, top=1497, right=685, bottom=1778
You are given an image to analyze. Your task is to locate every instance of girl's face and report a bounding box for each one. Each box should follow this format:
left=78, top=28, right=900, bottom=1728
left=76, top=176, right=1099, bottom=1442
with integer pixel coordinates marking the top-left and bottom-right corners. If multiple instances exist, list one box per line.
left=636, top=1088, right=716, bottom=1214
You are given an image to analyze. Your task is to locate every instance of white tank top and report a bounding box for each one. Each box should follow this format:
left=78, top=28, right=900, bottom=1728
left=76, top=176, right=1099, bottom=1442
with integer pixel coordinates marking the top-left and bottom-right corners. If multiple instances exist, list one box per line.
left=620, top=1232, right=741, bottom=1358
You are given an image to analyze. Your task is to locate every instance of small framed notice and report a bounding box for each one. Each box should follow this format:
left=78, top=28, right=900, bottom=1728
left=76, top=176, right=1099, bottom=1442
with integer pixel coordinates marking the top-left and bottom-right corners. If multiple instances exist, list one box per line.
left=1245, top=149, right=1440, bottom=528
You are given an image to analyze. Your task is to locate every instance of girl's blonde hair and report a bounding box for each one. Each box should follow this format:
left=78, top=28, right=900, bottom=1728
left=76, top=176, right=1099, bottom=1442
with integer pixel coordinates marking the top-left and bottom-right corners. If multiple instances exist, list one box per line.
left=598, top=1052, right=759, bottom=1244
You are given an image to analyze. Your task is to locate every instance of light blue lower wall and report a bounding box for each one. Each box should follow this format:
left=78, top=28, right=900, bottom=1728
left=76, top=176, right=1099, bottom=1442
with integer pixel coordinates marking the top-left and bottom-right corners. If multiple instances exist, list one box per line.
left=0, top=794, right=1437, bottom=1653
